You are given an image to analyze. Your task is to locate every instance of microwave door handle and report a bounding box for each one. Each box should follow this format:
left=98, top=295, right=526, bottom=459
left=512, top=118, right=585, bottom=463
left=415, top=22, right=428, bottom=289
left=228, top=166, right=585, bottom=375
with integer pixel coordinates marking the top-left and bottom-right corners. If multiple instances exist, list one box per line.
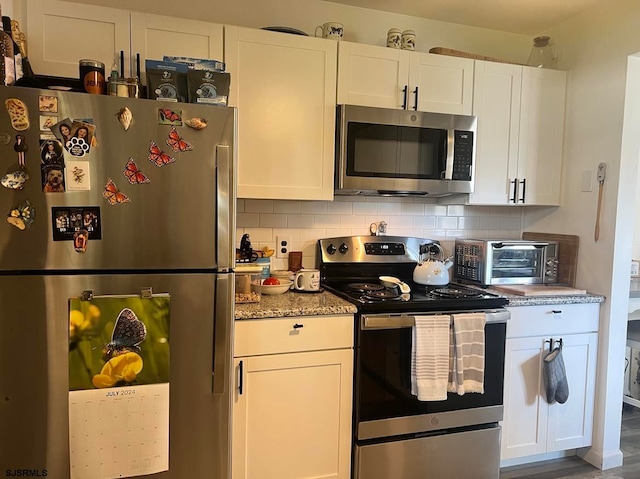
left=443, top=129, right=455, bottom=180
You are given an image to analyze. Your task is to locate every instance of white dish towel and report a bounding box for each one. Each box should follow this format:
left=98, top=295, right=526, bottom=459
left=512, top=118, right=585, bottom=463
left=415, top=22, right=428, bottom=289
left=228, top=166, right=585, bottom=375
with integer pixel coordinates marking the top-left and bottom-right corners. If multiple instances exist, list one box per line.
left=448, top=312, right=486, bottom=395
left=411, top=315, right=450, bottom=401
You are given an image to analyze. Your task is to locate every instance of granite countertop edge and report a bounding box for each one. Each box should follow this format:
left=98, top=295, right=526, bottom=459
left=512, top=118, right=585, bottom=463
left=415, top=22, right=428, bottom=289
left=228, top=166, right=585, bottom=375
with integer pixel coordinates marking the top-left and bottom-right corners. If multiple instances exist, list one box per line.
left=235, top=290, right=358, bottom=320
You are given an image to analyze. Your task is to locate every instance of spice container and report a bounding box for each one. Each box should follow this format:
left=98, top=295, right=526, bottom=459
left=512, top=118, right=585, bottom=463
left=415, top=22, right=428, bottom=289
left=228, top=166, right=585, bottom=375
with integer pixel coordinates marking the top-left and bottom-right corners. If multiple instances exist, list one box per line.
left=235, top=265, right=262, bottom=303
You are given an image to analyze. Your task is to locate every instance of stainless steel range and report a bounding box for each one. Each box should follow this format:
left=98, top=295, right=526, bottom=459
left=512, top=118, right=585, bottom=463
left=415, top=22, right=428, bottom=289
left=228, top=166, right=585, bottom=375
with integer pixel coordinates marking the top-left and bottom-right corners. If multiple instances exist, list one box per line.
left=318, top=236, right=510, bottom=479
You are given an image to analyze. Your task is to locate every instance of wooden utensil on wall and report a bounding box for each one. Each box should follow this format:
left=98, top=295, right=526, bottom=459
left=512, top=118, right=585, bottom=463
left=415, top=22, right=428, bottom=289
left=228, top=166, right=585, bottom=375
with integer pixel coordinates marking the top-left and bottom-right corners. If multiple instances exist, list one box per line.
left=522, top=232, right=579, bottom=287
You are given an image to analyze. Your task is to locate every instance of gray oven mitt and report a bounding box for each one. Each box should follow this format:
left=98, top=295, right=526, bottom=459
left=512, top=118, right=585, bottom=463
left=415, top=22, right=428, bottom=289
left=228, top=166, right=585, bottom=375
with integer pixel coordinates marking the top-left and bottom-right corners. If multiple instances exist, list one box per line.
left=543, top=346, right=569, bottom=404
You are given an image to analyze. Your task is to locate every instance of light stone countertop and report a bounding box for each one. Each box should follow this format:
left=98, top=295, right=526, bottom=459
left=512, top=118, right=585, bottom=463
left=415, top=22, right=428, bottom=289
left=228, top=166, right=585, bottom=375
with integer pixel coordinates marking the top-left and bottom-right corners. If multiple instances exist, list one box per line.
left=235, top=290, right=358, bottom=319
left=486, top=288, right=606, bottom=307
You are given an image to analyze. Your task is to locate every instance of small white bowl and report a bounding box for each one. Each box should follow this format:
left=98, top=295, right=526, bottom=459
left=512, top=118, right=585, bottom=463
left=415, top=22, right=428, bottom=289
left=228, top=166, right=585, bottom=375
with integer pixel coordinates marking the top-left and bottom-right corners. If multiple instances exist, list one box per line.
left=379, top=276, right=401, bottom=288
left=260, top=280, right=293, bottom=295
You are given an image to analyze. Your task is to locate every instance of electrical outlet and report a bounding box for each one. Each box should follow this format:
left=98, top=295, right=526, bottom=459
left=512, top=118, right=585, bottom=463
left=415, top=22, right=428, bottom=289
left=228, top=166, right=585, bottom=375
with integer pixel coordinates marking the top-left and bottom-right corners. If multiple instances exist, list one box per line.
left=276, top=235, right=291, bottom=259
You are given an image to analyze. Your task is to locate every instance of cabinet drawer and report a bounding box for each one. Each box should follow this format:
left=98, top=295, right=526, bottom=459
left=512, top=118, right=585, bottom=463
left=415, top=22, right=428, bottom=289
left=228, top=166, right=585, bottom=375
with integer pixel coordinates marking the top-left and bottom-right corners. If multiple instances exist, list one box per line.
left=234, top=315, right=354, bottom=357
left=507, top=303, right=600, bottom=338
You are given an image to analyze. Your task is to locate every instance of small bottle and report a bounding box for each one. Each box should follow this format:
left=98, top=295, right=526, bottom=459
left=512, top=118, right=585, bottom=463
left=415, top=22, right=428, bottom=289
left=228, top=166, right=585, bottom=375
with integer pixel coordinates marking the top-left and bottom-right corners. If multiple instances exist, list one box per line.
left=0, top=6, right=15, bottom=85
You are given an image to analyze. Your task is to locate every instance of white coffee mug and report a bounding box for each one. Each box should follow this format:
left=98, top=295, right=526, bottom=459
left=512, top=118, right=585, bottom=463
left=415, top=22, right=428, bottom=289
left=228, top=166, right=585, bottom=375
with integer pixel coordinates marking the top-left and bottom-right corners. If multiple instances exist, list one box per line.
left=294, top=269, right=321, bottom=291
left=315, top=22, right=344, bottom=40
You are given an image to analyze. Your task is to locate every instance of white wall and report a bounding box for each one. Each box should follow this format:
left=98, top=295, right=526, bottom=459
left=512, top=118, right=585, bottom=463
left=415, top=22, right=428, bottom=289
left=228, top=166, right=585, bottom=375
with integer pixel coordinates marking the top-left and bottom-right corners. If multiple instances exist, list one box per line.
left=522, top=0, right=640, bottom=469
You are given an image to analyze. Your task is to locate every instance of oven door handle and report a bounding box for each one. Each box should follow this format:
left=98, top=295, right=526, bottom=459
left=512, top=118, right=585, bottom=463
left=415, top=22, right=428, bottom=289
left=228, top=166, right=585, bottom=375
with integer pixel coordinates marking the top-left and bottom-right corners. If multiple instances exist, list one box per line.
left=362, top=310, right=510, bottom=329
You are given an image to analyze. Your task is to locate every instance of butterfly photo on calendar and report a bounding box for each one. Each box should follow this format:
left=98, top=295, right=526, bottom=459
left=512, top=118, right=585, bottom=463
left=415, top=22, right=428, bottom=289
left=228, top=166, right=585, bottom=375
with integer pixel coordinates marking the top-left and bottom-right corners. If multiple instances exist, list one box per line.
left=123, top=158, right=150, bottom=184
left=103, top=178, right=130, bottom=205
left=103, top=308, right=147, bottom=359
left=148, top=140, right=176, bottom=167
left=166, top=126, right=192, bottom=152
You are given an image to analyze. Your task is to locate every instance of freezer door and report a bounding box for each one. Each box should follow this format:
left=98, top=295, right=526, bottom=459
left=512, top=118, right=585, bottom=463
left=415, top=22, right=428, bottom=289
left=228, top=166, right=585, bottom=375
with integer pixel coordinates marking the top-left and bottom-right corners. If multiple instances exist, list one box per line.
left=0, top=86, right=236, bottom=271
left=0, top=272, right=233, bottom=479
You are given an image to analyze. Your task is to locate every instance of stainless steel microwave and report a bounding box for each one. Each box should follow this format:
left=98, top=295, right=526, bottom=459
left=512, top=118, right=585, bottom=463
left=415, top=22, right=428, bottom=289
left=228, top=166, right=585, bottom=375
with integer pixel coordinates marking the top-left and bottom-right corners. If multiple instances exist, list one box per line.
left=454, top=239, right=559, bottom=286
left=335, top=104, right=477, bottom=196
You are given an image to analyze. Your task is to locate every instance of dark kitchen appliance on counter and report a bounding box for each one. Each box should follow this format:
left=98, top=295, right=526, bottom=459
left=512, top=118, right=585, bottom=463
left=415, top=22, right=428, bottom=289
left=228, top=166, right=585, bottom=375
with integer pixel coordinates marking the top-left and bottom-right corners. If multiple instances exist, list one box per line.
left=0, top=86, right=235, bottom=479
left=319, top=235, right=509, bottom=479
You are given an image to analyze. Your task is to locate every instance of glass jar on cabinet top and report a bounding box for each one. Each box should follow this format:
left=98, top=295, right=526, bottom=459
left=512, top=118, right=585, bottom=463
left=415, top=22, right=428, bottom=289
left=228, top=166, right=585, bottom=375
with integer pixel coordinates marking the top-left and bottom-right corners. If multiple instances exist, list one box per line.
left=527, top=36, right=558, bottom=68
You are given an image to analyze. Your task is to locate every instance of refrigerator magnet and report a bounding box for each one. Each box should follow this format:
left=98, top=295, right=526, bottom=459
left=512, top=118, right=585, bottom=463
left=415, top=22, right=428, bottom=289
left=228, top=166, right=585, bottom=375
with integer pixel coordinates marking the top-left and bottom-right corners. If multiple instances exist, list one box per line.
left=148, top=141, right=175, bottom=167
left=41, top=164, right=66, bottom=193
left=38, top=95, right=58, bottom=113
left=157, top=107, right=182, bottom=126
left=0, top=131, right=11, bottom=145
left=14, top=134, right=27, bottom=168
left=5, top=98, right=29, bottom=131
left=52, top=206, right=102, bottom=241
left=116, top=107, right=132, bottom=131
left=40, top=139, right=64, bottom=166
left=39, top=114, right=57, bottom=131
left=65, top=160, right=91, bottom=191
left=6, top=199, right=35, bottom=230
left=185, top=117, right=208, bottom=130
left=123, top=158, right=150, bottom=184
left=103, top=178, right=130, bottom=205
left=1, top=169, right=29, bottom=190
left=166, top=126, right=192, bottom=152
left=66, top=121, right=95, bottom=157
left=73, top=229, right=89, bottom=253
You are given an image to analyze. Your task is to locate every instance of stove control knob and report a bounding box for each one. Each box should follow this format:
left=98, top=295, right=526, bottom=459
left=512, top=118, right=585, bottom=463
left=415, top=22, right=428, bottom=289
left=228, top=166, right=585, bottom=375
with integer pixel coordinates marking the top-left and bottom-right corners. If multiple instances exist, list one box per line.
left=339, top=243, right=349, bottom=254
left=326, top=243, right=337, bottom=255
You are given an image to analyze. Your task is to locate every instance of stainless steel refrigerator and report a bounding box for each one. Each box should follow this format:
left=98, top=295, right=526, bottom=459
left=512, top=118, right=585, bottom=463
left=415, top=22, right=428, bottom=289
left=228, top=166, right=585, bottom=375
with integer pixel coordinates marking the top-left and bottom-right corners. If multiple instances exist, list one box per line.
left=0, top=86, right=236, bottom=479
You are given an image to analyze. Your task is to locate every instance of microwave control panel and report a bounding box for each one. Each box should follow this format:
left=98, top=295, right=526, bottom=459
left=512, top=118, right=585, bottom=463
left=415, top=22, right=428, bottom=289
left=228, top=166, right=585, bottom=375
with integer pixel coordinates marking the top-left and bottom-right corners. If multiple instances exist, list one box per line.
left=451, top=130, right=474, bottom=180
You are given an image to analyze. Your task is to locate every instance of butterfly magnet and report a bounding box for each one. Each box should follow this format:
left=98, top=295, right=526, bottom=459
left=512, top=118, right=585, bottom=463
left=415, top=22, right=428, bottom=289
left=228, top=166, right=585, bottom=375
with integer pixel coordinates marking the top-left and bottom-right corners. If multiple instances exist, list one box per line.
left=123, top=158, right=150, bottom=184
left=148, top=141, right=176, bottom=167
left=166, top=126, right=192, bottom=152
left=158, top=108, right=182, bottom=126
left=103, top=178, right=130, bottom=205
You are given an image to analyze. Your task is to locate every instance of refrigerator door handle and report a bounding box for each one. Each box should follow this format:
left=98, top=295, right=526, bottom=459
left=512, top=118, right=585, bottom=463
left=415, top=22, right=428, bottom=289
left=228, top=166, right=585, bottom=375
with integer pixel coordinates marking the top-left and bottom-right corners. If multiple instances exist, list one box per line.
left=212, top=274, right=233, bottom=395
left=216, top=144, right=234, bottom=271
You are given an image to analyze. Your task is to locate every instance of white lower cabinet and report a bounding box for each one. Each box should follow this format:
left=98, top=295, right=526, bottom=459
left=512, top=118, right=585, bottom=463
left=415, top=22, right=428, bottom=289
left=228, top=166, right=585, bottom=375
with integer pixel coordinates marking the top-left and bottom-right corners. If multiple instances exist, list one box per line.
left=501, top=303, right=599, bottom=464
left=232, top=315, right=353, bottom=479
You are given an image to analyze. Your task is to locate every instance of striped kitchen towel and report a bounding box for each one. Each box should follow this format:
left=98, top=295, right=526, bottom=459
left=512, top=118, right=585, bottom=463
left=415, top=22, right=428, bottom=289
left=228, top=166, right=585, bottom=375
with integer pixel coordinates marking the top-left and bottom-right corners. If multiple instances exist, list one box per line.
left=411, top=315, right=451, bottom=401
left=448, top=312, right=486, bottom=395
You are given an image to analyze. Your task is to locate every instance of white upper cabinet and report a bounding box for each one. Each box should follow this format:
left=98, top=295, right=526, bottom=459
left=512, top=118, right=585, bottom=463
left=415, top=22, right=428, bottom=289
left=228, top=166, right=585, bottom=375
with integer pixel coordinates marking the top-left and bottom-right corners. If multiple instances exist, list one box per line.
left=27, top=0, right=130, bottom=78
left=225, top=26, right=337, bottom=200
left=470, top=61, right=566, bottom=206
left=26, top=1, right=223, bottom=81
left=337, top=42, right=474, bottom=115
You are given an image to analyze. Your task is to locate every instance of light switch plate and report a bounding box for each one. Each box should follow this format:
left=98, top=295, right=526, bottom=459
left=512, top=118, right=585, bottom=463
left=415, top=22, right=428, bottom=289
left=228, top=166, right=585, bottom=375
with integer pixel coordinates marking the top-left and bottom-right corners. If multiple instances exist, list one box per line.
left=276, top=235, right=291, bottom=259
left=581, top=170, right=594, bottom=192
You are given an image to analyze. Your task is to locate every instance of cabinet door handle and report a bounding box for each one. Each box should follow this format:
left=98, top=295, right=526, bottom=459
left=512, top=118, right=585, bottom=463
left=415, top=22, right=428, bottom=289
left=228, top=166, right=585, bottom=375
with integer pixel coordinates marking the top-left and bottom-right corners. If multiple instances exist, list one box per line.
left=402, top=85, right=408, bottom=110
left=293, top=323, right=304, bottom=329
left=519, top=178, right=527, bottom=203
left=510, top=179, right=517, bottom=203
left=238, top=360, right=244, bottom=395
left=551, top=310, right=562, bottom=314
left=413, top=86, right=419, bottom=111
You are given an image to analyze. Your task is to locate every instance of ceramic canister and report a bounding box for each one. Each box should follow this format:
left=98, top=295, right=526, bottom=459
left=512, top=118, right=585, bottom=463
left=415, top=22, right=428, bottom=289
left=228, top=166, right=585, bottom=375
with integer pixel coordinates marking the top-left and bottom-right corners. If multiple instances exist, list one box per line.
left=387, top=28, right=402, bottom=48
left=401, top=30, right=416, bottom=50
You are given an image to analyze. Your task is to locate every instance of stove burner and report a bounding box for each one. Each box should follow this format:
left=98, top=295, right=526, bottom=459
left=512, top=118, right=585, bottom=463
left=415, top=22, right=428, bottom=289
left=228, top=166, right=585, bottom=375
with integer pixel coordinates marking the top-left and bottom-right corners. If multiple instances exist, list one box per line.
left=348, top=283, right=385, bottom=293
left=430, top=286, right=482, bottom=299
left=363, top=289, right=401, bottom=301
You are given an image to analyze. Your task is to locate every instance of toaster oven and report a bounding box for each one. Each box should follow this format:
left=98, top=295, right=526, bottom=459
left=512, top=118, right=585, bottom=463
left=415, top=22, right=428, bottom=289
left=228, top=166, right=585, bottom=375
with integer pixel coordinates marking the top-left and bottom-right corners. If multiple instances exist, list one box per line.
left=454, top=239, right=559, bottom=286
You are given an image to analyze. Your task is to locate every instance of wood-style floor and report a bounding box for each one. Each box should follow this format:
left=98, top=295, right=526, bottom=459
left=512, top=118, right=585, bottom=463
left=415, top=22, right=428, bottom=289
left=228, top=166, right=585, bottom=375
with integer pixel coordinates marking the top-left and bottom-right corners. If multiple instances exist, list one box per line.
left=500, top=404, right=640, bottom=478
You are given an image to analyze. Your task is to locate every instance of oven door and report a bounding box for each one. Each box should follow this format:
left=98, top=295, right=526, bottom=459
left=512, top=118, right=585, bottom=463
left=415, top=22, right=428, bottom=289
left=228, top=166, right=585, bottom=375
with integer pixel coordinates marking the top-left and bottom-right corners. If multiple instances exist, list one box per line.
left=355, top=310, right=507, bottom=441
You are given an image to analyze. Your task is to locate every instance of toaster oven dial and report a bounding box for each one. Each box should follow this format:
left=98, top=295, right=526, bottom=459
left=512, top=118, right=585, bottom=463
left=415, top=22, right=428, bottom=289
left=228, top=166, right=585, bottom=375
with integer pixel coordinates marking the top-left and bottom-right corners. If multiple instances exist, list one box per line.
left=326, top=243, right=337, bottom=255
left=339, top=243, right=349, bottom=254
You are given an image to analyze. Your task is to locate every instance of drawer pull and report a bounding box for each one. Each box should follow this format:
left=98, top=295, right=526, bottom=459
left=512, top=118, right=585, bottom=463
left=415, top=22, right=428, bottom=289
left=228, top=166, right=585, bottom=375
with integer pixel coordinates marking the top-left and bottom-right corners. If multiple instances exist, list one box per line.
left=293, top=323, right=304, bottom=329
left=551, top=310, right=562, bottom=314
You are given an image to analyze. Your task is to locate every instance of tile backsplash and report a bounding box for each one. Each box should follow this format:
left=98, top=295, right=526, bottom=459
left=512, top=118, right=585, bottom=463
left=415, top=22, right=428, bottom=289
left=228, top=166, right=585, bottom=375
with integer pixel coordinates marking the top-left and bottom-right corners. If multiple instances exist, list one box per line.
left=236, top=197, right=523, bottom=270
